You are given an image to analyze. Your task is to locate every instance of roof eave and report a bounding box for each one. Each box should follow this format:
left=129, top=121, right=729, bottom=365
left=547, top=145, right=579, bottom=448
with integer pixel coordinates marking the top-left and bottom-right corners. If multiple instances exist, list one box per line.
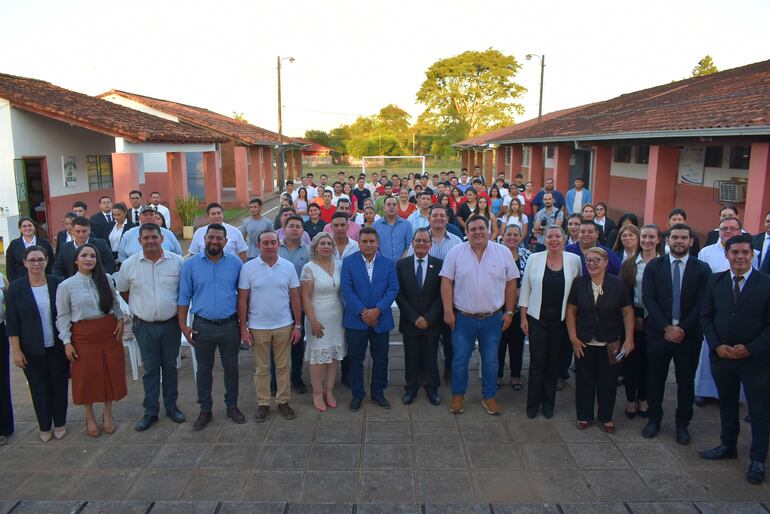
left=492, top=126, right=770, bottom=145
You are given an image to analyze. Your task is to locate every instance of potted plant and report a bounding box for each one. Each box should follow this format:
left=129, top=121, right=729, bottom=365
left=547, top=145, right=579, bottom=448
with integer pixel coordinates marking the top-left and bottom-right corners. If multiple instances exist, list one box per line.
left=175, top=194, right=199, bottom=239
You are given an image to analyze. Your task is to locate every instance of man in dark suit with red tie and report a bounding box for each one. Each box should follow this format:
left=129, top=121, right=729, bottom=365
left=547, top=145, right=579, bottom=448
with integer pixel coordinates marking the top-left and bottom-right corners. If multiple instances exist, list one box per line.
left=700, top=234, right=770, bottom=485
left=396, top=228, right=443, bottom=406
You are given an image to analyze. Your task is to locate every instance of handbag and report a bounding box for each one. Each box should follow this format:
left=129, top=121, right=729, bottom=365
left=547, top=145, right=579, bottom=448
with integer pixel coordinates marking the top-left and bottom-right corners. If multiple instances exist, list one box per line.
left=588, top=279, right=622, bottom=366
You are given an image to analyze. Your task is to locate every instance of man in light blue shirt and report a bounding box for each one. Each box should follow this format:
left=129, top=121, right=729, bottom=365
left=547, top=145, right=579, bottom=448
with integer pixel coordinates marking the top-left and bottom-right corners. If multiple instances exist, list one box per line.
left=118, top=206, right=182, bottom=262
left=407, top=191, right=432, bottom=232
left=374, top=196, right=413, bottom=262
left=565, top=176, right=593, bottom=215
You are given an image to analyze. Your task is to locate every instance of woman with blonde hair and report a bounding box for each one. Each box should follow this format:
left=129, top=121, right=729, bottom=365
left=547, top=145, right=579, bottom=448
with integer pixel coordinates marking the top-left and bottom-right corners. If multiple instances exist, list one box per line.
left=300, top=233, right=346, bottom=412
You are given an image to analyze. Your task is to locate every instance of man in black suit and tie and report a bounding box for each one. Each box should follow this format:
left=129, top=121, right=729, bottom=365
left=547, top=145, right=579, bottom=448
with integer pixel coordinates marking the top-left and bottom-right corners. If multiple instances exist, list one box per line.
left=52, top=216, right=116, bottom=277
left=641, top=223, right=711, bottom=444
left=396, top=228, right=443, bottom=406
left=751, top=211, right=770, bottom=274
left=89, top=196, right=113, bottom=240
left=700, top=234, right=770, bottom=484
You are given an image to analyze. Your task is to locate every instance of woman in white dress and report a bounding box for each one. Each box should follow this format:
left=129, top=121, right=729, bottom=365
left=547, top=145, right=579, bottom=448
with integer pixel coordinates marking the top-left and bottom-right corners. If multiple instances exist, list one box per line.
left=300, top=233, right=346, bottom=412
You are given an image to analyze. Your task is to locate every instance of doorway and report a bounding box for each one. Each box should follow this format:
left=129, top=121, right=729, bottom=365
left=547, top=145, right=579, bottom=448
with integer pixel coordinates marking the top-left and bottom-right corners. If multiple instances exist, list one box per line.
left=14, top=158, right=50, bottom=238
left=569, top=149, right=592, bottom=188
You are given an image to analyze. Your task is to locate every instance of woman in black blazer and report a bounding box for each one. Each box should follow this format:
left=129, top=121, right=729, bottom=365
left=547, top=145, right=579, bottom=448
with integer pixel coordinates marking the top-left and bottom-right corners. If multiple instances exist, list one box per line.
left=6, top=217, right=54, bottom=282
left=7, top=245, right=69, bottom=442
left=566, top=246, right=635, bottom=433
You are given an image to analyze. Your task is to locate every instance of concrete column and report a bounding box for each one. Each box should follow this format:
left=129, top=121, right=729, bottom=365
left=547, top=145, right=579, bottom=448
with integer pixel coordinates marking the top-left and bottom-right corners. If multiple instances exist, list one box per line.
left=592, top=146, right=612, bottom=203
left=165, top=152, right=188, bottom=228
left=744, top=142, right=770, bottom=234
left=529, top=145, right=545, bottom=189
left=461, top=150, right=470, bottom=170
left=202, top=151, right=222, bottom=204
left=233, top=146, right=249, bottom=206
left=553, top=145, right=571, bottom=193
left=495, top=147, right=505, bottom=177
left=484, top=149, right=494, bottom=184
left=263, top=148, right=274, bottom=193
left=511, top=145, right=523, bottom=180
left=111, top=153, right=140, bottom=205
left=248, top=146, right=263, bottom=198
left=643, top=145, right=679, bottom=227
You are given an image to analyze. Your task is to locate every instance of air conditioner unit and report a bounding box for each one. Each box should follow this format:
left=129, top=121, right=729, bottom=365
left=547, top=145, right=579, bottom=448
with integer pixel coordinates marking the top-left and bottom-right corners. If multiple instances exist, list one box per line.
left=717, top=181, right=747, bottom=203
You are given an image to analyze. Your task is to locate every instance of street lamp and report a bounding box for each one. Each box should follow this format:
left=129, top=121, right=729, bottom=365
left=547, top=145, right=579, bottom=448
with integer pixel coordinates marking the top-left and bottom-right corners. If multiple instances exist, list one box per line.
left=277, top=55, right=295, bottom=191
left=525, top=53, right=545, bottom=122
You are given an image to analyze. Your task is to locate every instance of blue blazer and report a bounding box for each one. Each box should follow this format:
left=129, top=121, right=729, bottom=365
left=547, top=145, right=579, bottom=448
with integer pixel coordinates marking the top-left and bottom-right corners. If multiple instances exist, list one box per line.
left=340, top=252, right=399, bottom=333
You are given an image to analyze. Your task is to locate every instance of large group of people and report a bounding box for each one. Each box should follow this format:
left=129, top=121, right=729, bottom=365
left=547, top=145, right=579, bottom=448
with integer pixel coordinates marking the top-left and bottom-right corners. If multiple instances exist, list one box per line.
left=1, top=168, right=769, bottom=487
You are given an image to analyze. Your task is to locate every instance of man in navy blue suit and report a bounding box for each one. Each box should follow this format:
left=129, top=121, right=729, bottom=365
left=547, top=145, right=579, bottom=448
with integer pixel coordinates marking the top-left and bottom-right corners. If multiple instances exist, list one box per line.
left=340, top=226, right=400, bottom=411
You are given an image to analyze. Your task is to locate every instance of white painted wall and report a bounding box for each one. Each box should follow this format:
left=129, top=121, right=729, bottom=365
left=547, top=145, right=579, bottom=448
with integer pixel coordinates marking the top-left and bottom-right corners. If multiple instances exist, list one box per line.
left=0, top=100, right=16, bottom=246
left=100, top=94, right=179, bottom=122
left=115, top=139, right=216, bottom=154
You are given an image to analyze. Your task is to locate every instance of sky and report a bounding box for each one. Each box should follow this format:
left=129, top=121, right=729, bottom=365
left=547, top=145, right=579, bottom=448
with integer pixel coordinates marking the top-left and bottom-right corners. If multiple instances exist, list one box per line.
left=1, top=0, right=768, bottom=137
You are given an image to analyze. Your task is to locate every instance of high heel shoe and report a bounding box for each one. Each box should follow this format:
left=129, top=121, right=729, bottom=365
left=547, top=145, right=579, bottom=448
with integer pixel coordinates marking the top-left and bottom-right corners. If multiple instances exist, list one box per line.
left=102, top=414, right=115, bottom=435
left=313, top=394, right=327, bottom=412
left=625, top=402, right=638, bottom=419
left=39, top=431, right=53, bottom=442
left=324, top=391, right=337, bottom=409
left=53, top=426, right=67, bottom=440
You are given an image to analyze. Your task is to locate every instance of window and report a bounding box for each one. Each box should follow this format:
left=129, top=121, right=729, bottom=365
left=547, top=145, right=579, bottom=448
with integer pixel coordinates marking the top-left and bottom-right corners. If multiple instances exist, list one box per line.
left=87, top=155, right=113, bottom=191
left=704, top=146, right=723, bottom=167
left=522, top=146, right=531, bottom=167
left=613, top=145, right=632, bottom=163
left=545, top=146, right=555, bottom=159
left=635, top=145, right=650, bottom=164
left=729, top=145, right=751, bottom=170
left=504, top=146, right=512, bottom=165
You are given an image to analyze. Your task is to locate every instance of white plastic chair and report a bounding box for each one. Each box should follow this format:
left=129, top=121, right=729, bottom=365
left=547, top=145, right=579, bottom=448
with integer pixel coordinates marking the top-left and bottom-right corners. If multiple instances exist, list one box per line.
left=178, top=309, right=198, bottom=381
left=117, top=295, right=141, bottom=381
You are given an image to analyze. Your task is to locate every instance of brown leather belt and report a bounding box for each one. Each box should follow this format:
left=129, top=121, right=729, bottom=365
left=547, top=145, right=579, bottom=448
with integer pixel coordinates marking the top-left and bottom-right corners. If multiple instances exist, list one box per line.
left=456, top=309, right=501, bottom=320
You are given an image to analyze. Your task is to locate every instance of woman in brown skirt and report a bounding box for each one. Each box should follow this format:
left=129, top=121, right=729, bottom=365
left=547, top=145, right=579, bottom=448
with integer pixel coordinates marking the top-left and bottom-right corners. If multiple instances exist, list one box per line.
left=56, top=244, right=126, bottom=437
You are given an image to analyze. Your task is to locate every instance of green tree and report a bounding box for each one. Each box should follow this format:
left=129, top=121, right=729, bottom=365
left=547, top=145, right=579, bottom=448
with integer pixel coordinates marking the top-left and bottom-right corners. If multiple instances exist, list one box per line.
left=691, top=55, right=718, bottom=77
left=416, top=48, right=526, bottom=139
left=232, top=112, right=248, bottom=123
left=303, top=129, right=331, bottom=148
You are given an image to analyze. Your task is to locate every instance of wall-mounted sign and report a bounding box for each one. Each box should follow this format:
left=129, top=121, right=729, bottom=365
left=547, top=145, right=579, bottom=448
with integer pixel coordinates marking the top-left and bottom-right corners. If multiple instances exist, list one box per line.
left=678, top=146, right=705, bottom=186
left=63, top=155, right=77, bottom=187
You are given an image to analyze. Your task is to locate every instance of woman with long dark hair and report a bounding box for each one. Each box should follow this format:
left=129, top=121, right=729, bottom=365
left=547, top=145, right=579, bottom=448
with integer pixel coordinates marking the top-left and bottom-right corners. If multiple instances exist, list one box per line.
left=607, top=212, right=639, bottom=249
left=295, top=187, right=310, bottom=219
left=56, top=244, right=126, bottom=437
left=476, top=196, right=498, bottom=241
left=498, top=225, right=531, bottom=390
left=612, top=224, right=641, bottom=262
left=6, top=217, right=54, bottom=282
left=7, top=246, right=68, bottom=441
left=489, top=185, right=505, bottom=217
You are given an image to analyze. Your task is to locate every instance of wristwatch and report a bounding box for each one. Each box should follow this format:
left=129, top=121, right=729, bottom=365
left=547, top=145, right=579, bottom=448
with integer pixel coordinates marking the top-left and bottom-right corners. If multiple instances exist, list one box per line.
left=294, top=324, right=302, bottom=329
left=503, top=310, right=515, bottom=317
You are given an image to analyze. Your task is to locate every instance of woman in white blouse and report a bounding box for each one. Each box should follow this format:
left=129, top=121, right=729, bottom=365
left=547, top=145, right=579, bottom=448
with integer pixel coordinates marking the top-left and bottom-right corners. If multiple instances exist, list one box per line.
left=108, top=203, right=134, bottom=261
left=56, top=244, right=126, bottom=437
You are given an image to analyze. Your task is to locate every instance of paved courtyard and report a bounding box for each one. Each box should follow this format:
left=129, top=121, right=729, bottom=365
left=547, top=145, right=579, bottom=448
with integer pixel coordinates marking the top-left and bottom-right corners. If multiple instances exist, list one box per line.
left=2, top=337, right=770, bottom=513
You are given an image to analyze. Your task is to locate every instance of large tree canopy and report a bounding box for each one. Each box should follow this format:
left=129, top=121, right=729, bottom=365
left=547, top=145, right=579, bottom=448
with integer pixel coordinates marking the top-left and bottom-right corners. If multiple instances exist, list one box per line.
left=416, top=48, right=526, bottom=138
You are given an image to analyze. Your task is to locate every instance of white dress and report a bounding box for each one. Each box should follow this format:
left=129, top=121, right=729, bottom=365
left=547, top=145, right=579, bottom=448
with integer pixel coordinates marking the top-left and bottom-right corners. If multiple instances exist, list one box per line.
left=301, top=261, right=346, bottom=364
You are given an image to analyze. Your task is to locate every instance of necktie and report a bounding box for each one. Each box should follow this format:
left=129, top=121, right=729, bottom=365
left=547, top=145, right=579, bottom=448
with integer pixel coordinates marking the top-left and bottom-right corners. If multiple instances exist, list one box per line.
left=106, top=213, right=112, bottom=223
left=672, top=259, right=682, bottom=322
left=416, top=258, right=424, bottom=288
left=134, top=210, right=139, bottom=223
left=733, top=275, right=744, bottom=304
left=763, top=236, right=770, bottom=267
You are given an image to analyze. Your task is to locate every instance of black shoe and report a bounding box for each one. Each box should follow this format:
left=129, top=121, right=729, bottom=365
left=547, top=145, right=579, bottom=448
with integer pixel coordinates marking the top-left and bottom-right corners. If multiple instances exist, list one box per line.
left=542, top=405, right=554, bottom=419
left=193, top=411, right=213, bottom=431
left=240, top=343, right=250, bottom=351
left=226, top=406, right=246, bottom=424
left=292, top=378, right=307, bottom=394
left=255, top=406, right=269, bottom=423
left=371, top=396, right=391, bottom=409
left=694, top=396, right=706, bottom=407
left=638, top=409, right=648, bottom=419
left=747, top=460, right=765, bottom=484
left=402, top=391, right=416, bottom=405
left=641, top=421, right=660, bottom=439
left=676, top=426, right=691, bottom=445
left=699, top=444, right=738, bottom=460
left=277, top=402, right=296, bottom=420
left=526, top=406, right=538, bottom=419
left=134, top=415, right=158, bottom=432
left=165, top=407, right=185, bottom=423
left=350, top=397, right=363, bottom=411
left=427, top=390, right=441, bottom=406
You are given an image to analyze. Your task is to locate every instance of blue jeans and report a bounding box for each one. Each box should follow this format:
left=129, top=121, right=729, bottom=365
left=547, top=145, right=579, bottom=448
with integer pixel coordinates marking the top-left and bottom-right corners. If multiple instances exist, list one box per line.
left=133, top=317, right=181, bottom=416
left=451, top=312, right=502, bottom=399
left=345, top=328, right=389, bottom=400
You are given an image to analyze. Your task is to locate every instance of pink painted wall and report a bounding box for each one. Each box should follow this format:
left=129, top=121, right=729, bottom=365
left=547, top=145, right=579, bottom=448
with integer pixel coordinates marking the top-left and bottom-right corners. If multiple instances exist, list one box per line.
left=675, top=183, right=729, bottom=236
left=48, top=188, right=115, bottom=245
left=607, top=176, right=646, bottom=222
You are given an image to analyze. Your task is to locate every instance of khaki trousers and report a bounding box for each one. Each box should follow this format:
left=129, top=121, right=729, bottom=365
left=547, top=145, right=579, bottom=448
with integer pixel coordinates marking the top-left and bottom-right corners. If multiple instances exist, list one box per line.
left=251, top=325, right=293, bottom=406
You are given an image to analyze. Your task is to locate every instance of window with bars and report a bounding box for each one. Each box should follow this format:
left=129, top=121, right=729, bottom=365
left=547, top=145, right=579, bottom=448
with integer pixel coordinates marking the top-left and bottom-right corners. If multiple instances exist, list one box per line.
left=87, top=155, right=113, bottom=191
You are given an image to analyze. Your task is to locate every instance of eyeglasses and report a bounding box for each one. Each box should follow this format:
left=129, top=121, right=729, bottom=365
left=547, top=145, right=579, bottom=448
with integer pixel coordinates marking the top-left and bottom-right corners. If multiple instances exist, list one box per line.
left=585, top=257, right=604, bottom=265
left=719, top=226, right=739, bottom=232
left=25, top=258, right=46, bottom=264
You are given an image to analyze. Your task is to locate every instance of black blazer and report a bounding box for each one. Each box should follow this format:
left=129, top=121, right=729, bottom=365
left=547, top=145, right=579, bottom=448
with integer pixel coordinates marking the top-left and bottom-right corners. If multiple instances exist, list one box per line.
left=751, top=233, right=770, bottom=273
left=395, top=255, right=444, bottom=336
left=89, top=212, right=113, bottom=240
left=568, top=274, right=631, bottom=344
left=701, top=270, right=770, bottom=368
left=5, top=238, right=54, bottom=282
left=52, top=237, right=116, bottom=278
left=6, top=275, right=64, bottom=356
left=55, top=229, right=70, bottom=255
left=642, top=254, right=711, bottom=341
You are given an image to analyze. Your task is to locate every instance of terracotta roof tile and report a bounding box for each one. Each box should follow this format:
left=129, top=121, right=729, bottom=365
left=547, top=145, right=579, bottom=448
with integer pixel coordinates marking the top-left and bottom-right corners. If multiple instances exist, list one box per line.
left=99, top=90, right=301, bottom=147
left=0, top=73, right=227, bottom=144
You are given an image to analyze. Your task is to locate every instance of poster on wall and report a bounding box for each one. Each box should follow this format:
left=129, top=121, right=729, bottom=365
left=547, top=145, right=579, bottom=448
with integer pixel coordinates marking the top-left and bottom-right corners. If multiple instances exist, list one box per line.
left=62, top=155, right=77, bottom=187
left=678, top=146, right=705, bottom=186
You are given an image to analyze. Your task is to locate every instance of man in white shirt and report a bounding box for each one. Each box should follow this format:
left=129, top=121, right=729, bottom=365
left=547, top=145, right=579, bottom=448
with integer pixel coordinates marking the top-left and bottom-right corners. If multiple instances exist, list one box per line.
left=330, top=212, right=359, bottom=261
left=331, top=181, right=350, bottom=208
left=238, top=231, right=302, bottom=422
left=116, top=223, right=186, bottom=432
left=188, top=202, right=248, bottom=261
left=150, top=192, right=172, bottom=229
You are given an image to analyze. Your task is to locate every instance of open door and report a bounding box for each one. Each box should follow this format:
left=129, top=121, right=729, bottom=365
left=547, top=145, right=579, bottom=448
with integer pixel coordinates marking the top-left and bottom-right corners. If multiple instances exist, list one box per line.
left=13, top=158, right=27, bottom=218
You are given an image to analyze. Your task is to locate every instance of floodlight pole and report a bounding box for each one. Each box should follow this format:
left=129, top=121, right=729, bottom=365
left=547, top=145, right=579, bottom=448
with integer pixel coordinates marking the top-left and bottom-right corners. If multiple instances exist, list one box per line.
left=277, top=55, right=294, bottom=191
left=526, top=53, right=545, bottom=122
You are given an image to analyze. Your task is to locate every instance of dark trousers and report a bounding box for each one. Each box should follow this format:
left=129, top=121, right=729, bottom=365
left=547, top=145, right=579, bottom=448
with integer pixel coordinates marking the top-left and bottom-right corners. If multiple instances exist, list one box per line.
left=22, top=344, right=69, bottom=432
left=346, top=328, right=389, bottom=400
left=440, top=322, right=453, bottom=373
left=559, top=337, right=574, bottom=380
left=498, top=311, right=525, bottom=378
left=646, top=335, right=700, bottom=427
left=0, top=324, right=13, bottom=436
left=526, top=315, right=567, bottom=412
left=133, top=317, right=181, bottom=416
left=575, top=345, right=619, bottom=423
left=271, top=312, right=305, bottom=384
left=623, top=329, right=648, bottom=403
left=712, top=356, right=770, bottom=462
left=193, top=317, right=240, bottom=412
left=403, top=331, right=439, bottom=394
